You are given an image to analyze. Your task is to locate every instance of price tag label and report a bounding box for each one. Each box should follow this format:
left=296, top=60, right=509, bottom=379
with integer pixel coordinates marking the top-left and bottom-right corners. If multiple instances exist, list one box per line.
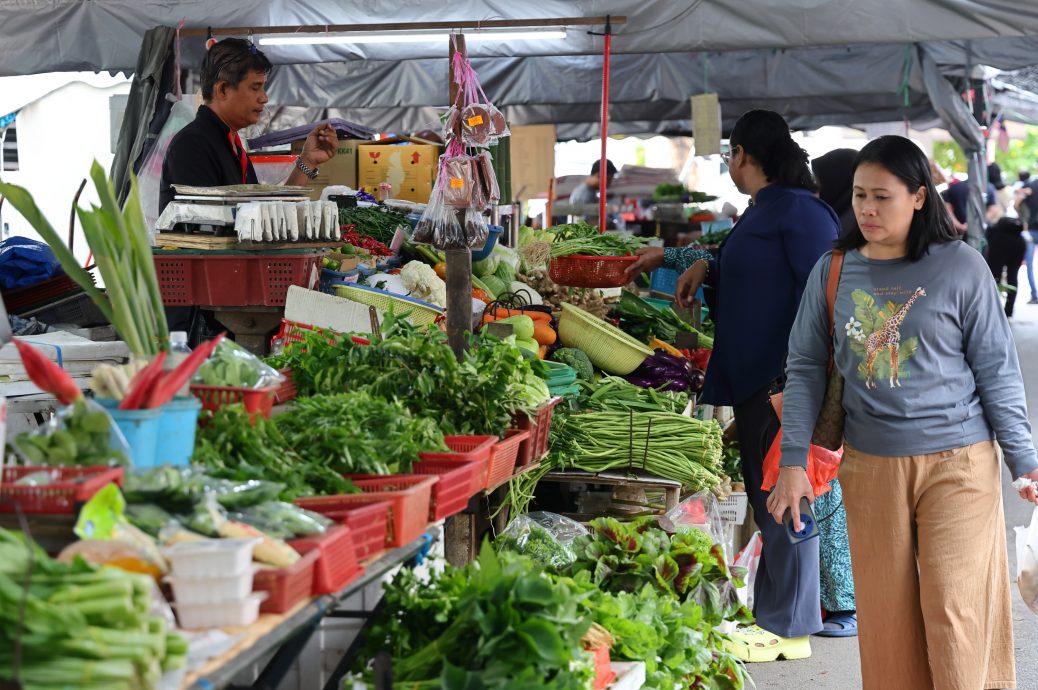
left=390, top=224, right=407, bottom=253
left=466, top=115, right=484, bottom=126
left=449, top=178, right=465, bottom=189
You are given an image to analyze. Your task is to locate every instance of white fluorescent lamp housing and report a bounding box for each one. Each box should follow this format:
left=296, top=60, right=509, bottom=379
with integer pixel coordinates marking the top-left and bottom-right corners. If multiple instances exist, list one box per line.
left=259, top=28, right=567, bottom=46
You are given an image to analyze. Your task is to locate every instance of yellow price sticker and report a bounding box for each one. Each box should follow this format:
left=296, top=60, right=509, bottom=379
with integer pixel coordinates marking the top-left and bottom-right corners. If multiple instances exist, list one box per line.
left=449, top=178, right=465, bottom=189
left=466, top=115, right=485, bottom=126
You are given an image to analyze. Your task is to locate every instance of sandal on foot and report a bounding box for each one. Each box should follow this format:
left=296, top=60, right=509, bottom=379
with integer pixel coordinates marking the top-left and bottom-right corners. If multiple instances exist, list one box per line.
left=723, top=625, right=812, bottom=662
left=815, top=612, right=857, bottom=638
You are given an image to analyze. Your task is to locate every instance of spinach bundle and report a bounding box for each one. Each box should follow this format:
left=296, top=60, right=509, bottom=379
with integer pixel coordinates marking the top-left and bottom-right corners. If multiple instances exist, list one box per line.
left=276, top=392, right=448, bottom=475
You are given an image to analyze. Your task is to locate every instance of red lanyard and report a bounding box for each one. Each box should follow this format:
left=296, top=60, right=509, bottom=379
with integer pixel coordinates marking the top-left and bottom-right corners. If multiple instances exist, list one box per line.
left=228, top=131, right=248, bottom=184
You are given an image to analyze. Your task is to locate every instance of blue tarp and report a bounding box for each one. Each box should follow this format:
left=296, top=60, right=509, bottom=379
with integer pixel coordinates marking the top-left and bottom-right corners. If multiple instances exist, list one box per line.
left=0, top=236, right=63, bottom=290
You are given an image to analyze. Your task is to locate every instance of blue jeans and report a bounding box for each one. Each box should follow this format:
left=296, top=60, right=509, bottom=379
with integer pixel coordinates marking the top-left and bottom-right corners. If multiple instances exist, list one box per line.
left=1026, top=231, right=1038, bottom=300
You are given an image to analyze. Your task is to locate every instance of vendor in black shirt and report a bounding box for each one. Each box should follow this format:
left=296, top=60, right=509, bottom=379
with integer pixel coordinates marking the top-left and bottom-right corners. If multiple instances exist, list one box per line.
left=159, top=38, right=337, bottom=213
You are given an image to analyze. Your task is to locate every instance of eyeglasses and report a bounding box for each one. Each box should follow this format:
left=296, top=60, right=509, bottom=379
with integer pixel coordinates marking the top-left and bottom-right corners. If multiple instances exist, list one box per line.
left=721, top=145, right=738, bottom=165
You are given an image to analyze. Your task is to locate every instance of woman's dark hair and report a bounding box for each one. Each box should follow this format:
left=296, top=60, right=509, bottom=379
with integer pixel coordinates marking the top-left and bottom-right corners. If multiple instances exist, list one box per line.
left=729, top=109, right=817, bottom=192
left=201, top=38, right=272, bottom=101
left=834, top=135, right=959, bottom=261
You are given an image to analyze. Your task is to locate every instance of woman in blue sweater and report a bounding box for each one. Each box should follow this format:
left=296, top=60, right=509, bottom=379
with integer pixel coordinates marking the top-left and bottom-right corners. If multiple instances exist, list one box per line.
left=627, top=109, right=839, bottom=661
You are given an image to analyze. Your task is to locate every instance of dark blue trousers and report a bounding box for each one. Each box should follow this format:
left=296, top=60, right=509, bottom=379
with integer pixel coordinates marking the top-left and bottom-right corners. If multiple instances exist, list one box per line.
left=734, top=386, right=823, bottom=638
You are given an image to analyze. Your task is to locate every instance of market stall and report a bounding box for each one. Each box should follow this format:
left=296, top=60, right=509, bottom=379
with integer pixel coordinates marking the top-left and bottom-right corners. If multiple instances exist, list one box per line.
left=0, top=109, right=758, bottom=688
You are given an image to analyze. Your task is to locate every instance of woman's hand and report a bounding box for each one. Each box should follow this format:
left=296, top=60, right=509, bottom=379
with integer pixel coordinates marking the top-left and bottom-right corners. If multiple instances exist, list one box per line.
left=676, top=260, right=708, bottom=307
left=1018, top=469, right=1038, bottom=505
left=623, top=246, right=664, bottom=280
left=766, top=466, right=814, bottom=531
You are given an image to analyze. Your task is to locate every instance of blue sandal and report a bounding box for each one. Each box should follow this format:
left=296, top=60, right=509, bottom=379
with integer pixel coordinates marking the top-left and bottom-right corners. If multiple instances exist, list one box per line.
left=815, top=612, right=857, bottom=638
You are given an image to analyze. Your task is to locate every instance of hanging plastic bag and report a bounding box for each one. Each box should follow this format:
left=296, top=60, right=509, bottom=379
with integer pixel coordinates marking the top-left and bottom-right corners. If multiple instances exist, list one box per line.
left=474, top=151, right=501, bottom=207
left=441, top=153, right=475, bottom=209
left=463, top=208, right=490, bottom=249
left=137, top=98, right=197, bottom=240
left=1016, top=506, right=1038, bottom=614
left=733, top=531, right=763, bottom=610
left=760, top=394, right=841, bottom=497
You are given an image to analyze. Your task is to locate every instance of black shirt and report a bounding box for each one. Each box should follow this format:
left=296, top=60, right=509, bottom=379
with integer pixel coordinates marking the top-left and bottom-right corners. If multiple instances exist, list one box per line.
left=940, top=180, right=997, bottom=224
left=159, top=105, right=258, bottom=213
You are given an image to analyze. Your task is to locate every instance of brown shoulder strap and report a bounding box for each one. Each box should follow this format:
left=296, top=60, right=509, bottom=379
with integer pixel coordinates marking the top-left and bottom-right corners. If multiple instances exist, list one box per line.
left=826, top=250, right=844, bottom=339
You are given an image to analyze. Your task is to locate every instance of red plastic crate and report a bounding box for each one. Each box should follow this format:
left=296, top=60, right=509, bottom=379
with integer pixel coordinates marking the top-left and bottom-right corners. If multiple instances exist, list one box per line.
left=295, top=476, right=436, bottom=547
left=190, top=384, right=277, bottom=419
left=272, top=368, right=297, bottom=405
left=0, top=466, right=124, bottom=514
left=252, top=549, right=318, bottom=614
left=289, top=524, right=364, bottom=595
left=273, top=318, right=371, bottom=349
left=513, top=397, right=561, bottom=466
left=2, top=274, right=84, bottom=312
left=412, top=460, right=482, bottom=521
left=486, top=430, right=529, bottom=491
left=548, top=254, right=638, bottom=288
left=323, top=502, right=390, bottom=561
left=418, top=435, right=496, bottom=492
left=154, top=252, right=322, bottom=307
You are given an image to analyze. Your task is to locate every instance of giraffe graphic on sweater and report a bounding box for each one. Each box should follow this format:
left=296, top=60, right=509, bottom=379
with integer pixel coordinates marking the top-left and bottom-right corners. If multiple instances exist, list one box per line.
left=844, top=286, right=925, bottom=390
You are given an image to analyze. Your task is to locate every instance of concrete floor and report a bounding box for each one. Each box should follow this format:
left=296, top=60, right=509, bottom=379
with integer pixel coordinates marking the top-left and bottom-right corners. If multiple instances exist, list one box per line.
left=748, top=276, right=1038, bottom=690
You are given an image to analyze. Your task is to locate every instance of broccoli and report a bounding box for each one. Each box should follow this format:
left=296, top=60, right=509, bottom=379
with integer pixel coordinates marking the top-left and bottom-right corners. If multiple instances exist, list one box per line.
left=552, top=348, right=594, bottom=381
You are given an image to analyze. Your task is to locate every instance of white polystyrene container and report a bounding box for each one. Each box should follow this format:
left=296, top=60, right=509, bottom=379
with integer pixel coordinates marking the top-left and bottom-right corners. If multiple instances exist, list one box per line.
left=163, top=538, right=258, bottom=578
left=165, top=565, right=259, bottom=605
left=173, top=592, right=267, bottom=629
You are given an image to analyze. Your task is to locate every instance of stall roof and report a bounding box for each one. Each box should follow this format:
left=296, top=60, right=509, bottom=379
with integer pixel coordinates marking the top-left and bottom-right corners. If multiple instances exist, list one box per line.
left=2, top=1, right=1038, bottom=77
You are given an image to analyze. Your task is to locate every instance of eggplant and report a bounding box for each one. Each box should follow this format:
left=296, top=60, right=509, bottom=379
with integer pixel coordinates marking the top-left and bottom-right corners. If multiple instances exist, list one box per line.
left=624, top=374, right=658, bottom=388
left=688, top=368, right=706, bottom=393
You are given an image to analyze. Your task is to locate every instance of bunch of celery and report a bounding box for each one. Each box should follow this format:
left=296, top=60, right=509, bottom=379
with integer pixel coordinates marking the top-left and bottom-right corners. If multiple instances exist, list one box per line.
left=0, top=163, right=168, bottom=356
left=0, top=529, right=186, bottom=689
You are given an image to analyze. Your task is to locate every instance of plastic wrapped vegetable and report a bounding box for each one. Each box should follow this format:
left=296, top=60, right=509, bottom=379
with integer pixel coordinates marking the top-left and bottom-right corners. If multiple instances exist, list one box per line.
left=496, top=512, right=586, bottom=570
left=239, top=501, right=331, bottom=538
left=195, top=339, right=284, bottom=389
left=10, top=399, right=129, bottom=467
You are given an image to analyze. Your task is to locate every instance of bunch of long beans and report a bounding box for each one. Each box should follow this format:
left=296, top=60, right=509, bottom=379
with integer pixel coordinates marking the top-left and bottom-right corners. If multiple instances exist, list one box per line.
left=555, top=411, right=724, bottom=491
left=0, top=163, right=168, bottom=355
left=547, top=222, right=646, bottom=258
left=580, top=376, right=690, bottom=414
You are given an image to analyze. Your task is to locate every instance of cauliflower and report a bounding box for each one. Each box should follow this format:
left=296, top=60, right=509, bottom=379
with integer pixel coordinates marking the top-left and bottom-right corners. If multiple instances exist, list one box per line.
left=400, top=261, right=447, bottom=307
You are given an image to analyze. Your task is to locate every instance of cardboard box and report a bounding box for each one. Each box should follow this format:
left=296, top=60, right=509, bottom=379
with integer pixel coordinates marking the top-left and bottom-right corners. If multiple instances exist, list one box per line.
left=358, top=138, right=440, bottom=203
left=291, top=138, right=365, bottom=200
left=510, top=124, right=556, bottom=200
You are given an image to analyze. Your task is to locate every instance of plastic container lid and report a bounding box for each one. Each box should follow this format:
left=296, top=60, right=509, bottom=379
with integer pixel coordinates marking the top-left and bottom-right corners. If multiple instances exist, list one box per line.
left=163, top=538, right=259, bottom=578
left=170, top=331, right=189, bottom=346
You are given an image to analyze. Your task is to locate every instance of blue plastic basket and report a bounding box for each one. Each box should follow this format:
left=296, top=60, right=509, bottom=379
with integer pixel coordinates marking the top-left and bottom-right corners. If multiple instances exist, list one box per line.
left=471, top=225, right=504, bottom=262
left=156, top=397, right=201, bottom=467
left=319, top=267, right=361, bottom=294
left=650, top=268, right=679, bottom=295
left=106, top=407, right=162, bottom=469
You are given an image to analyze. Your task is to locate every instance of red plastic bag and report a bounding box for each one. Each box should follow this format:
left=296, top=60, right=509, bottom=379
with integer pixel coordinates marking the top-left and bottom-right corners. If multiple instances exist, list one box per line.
left=761, top=394, right=841, bottom=497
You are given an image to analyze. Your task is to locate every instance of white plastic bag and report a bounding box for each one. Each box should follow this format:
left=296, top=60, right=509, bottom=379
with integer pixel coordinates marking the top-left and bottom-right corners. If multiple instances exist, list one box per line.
left=665, top=491, right=726, bottom=547
left=1016, top=507, right=1038, bottom=614
left=733, top=531, right=763, bottom=611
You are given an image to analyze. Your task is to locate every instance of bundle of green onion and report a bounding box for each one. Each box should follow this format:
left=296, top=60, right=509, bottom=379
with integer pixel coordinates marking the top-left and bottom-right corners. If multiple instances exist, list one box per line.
left=0, top=163, right=169, bottom=356
left=0, top=529, right=186, bottom=689
left=547, top=222, right=647, bottom=258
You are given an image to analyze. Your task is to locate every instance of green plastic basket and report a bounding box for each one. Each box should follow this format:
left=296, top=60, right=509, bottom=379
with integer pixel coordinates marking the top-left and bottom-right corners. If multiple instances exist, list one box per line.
left=333, top=284, right=443, bottom=326
left=557, top=303, right=653, bottom=375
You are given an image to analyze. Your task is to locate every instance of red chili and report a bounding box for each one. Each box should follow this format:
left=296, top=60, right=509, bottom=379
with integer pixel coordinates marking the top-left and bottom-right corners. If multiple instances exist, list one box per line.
left=145, top=333, right=226, bottom=408
left=119, top=352, right=168, bottom=410
left=13, top=340, right=82, bottom=405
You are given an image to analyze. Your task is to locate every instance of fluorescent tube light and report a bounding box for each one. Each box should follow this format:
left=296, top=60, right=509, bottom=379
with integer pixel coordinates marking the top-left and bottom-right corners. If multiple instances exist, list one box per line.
left=259, top=29, right=567, bottom=46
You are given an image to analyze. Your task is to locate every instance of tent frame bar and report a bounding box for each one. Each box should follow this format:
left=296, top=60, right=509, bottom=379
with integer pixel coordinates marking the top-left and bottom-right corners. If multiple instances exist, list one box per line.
left=180, top=16, right=626, bottom=38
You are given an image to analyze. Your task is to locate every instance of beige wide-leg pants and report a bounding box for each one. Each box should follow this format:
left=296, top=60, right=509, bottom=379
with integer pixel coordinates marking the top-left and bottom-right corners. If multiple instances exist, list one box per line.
left=840, top=441, right=1016, bottom=690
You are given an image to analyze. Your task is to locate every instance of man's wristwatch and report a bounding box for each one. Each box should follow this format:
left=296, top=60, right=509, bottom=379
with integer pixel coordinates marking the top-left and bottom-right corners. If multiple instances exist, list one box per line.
left=295, top=156, right=319, bottom=180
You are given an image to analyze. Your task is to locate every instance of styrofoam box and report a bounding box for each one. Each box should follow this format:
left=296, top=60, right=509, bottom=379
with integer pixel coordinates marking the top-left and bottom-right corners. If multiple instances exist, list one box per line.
left=164, top=538, right=258, bottom=578
left=165, top=565, right=259, bottom=605
left=174, top=592, right=267, bottom=629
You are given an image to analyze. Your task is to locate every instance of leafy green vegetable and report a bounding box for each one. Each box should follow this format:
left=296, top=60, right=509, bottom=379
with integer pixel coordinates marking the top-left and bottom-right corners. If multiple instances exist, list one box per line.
left=496, top=521, right=577, bottom=571
left=192, top=405, right=358, bottom=499
left=276, top=391, right=448, bottom=475
left=611, top=290, right=713, bottom=348
left=268, top=318, right=546, bottom=437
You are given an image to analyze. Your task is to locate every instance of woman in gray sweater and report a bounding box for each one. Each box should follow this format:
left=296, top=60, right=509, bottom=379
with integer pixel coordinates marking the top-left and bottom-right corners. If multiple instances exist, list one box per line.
left=772, top=135, right=1038, bottom=690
